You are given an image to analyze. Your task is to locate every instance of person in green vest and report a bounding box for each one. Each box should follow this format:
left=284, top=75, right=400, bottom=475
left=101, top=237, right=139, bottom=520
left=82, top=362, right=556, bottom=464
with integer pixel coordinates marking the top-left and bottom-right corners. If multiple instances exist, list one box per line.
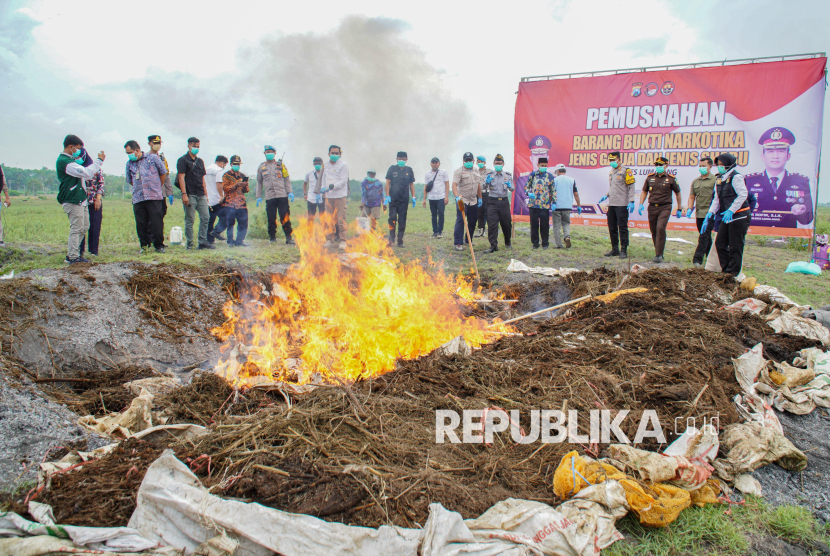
left=56, top=134, right=106, bottom=264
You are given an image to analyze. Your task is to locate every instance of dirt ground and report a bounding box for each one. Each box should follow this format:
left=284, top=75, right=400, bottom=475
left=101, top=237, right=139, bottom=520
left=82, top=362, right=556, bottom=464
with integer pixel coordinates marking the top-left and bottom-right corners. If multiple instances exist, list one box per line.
left=1, top=261, right=829, bottom=531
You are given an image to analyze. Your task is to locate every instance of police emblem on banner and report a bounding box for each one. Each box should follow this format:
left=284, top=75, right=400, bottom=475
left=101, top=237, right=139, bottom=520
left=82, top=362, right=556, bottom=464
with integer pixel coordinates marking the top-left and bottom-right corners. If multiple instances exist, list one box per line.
left=661, top=81, right=675, bottom=95
left=645, top=83, right=659, bottom=97
left=632, top=82, right=642, bottom=97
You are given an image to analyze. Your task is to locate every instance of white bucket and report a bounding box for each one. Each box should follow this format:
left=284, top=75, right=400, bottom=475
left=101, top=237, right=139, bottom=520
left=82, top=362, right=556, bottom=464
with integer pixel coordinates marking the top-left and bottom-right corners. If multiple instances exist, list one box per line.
left=356, top=216, right=371, bottom=234
left=170, top=226, right=183, bottom=245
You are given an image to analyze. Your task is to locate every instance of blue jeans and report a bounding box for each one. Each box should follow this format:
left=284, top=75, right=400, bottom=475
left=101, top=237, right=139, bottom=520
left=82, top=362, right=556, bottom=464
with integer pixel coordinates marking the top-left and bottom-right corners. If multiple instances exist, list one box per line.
left=225, top=207, right=248, bottom=245
left=453, top=203, right=478, bottom=246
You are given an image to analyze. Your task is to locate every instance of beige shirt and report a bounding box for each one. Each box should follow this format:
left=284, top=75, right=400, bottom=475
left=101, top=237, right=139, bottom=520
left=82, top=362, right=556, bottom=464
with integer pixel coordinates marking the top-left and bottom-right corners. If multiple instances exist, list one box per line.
left=256, top=161, right=291, bottom=199
left=607, top=165, right=636, bottom=206
left=453, top=166, right=481, bottom=205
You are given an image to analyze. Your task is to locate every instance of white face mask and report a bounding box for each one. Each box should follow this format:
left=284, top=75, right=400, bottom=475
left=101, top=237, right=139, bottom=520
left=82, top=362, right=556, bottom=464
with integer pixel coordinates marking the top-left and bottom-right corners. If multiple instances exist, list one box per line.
left=151, top=144, right=161, bottom=152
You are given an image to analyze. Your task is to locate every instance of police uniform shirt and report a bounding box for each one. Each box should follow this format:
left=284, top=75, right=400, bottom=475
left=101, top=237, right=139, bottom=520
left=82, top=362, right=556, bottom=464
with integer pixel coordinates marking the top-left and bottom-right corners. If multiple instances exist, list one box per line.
left=487, top=171, right=512, bottom=198
left=453, top=166, right=481, bottom=205
left=385, top=164, right=415, bottom=203
left=745, top=170, right=813, bottom=227
left=478, top=166, right=491, bottom=193
left=691, top=174, right=717, bottom=218
left=643, top=173, right=680, bottom=206
left=607, top=166, right=636, bottom=206
left=256, top=160, right=291, bottom=200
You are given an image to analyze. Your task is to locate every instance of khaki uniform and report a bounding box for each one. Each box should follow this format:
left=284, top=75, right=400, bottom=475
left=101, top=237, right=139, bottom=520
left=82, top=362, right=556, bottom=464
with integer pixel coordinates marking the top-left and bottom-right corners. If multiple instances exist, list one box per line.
left=453, top=166, right=481, bottom=205
left=606, top=165, right=636, bottom=252
left=256, top=161, right=291, bottom=199
left=643, top=173, right=680, bottom=257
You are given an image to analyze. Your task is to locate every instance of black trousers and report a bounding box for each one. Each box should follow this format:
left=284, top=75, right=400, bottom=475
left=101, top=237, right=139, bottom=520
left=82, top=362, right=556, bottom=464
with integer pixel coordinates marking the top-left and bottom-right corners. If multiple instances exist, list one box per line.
left=693, top=216, right=713, bottom=264
left=476, top=192, right=490, bottom=229
left=487, top=197, right=512, bottom=249
left=454, top=203, right=478, bottom=245
left=133, top=199, right=165, bottom=249
left=529, top=207, right=550, bottom=247
left=388, top=201, right=409, bottom=242
left=307, top=201, right=325, bottom=217
left=208, top=204, right=227, bottom=243
left=266, top=197, right=293, bottom=241
left=607, top=206, right=630, bottom=251
left=80, top=203, right=102, bottom=255
left=429, top=199, right=445, bottom=233
left=716, top=213, right=750, bottom=275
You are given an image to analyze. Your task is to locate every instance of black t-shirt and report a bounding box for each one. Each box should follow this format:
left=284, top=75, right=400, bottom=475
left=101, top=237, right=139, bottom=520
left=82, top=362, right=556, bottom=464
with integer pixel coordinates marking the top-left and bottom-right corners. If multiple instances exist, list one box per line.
left=385, top=165, right=415, bottom=202
left=176, top=153, right=207, bottom=196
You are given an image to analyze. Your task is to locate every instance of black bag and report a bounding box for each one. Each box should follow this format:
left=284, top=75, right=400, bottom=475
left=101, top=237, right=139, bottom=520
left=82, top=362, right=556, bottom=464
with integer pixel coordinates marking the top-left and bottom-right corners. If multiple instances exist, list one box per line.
left=425, top=170, right=440, bottom=193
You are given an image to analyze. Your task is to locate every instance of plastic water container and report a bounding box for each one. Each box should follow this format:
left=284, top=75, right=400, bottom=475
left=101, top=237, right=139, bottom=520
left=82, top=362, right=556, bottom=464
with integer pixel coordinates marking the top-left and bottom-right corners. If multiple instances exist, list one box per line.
left=170, top=226, right=183, bottom=245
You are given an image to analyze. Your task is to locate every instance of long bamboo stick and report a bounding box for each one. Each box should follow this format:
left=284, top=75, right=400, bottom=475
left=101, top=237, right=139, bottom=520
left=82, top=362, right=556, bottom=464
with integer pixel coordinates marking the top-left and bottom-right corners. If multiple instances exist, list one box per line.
left=489, top=295, right=592, bottom=327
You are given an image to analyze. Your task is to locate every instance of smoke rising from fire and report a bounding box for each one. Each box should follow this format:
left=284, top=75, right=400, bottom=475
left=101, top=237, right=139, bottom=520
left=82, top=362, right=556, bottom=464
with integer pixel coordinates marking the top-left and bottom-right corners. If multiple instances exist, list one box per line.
left=244, top=16, right=471, bottom=174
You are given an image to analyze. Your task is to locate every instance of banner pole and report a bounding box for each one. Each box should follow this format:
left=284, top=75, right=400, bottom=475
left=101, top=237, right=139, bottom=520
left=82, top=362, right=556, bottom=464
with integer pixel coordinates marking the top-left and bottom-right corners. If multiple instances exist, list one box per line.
left=809, top=158, right=822, bottom=261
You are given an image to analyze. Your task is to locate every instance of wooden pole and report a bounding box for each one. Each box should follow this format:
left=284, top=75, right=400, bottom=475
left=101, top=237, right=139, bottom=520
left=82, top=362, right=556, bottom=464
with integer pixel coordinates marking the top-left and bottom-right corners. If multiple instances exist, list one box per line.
left=489, top=295, right=592, bottom=327
left=459, top=199, right=479, bottom=282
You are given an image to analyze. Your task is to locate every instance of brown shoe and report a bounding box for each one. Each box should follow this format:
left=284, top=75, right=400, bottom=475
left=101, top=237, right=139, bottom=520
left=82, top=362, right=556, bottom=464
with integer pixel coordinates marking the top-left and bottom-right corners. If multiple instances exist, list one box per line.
left=564, top=237, right=571, bottom=248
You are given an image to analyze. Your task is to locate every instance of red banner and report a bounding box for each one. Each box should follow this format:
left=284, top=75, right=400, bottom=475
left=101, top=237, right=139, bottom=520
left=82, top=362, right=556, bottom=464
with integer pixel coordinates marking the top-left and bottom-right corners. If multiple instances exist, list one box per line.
left=513, top=58, right=827, bottom=237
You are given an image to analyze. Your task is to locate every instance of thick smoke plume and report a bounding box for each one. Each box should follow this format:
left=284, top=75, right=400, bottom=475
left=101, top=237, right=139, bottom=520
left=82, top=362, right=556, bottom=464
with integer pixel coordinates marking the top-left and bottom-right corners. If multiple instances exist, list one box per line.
left=247, top=16, right=471, bottom=176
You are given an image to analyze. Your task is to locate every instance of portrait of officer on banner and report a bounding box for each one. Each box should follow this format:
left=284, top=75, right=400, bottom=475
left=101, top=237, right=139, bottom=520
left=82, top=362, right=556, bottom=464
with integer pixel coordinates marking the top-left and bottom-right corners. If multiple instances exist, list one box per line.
left=745, top=126, right=814, bottom=229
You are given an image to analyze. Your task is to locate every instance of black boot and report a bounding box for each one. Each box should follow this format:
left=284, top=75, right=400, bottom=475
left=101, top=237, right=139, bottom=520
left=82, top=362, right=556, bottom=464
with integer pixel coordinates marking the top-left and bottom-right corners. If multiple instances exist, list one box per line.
left=604, top=248, right=620, bottom=257
left=619, top=249, right=628, bottom=258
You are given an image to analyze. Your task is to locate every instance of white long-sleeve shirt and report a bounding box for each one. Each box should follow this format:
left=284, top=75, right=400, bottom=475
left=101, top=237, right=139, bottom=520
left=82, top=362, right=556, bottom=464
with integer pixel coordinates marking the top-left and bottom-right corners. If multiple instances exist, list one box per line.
left=315, top=159, right=349, bottom=199
left=708, top=169, right=748, bottom=216
left=60, top=153, right=103, bottom=206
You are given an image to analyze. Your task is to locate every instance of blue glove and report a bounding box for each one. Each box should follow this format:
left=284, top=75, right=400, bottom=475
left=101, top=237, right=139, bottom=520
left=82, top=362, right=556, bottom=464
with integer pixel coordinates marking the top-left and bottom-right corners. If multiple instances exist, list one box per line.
left=551, top=204, right=556, bottom=210
left=411, top=196, right=416, bottom=208
left=485, top=175, right=493, bottom=184
left=477, top=198, right=483, bottom=207
left=384, top=195, right=391, bottom=204
left=599, top=195, right=608, bottom=204
left=627, top=201, right=635, bottom=213
left=722, top=209, right=734, bottom=224
left=506, top=181, right=514, bottom=190
left=675, top=209, right=682, bottom=219
left=316, top=194, right=323, bottom=204
left=256, top=198, right=262, bottom=207
left=527, top=192, right=536, bottom=200
left=288, top=192, right=295, bottom=203
left=577, top=206, right=582, bottom=215
left=685, top=208, right=694, bottom=218
left=168, top=195, right=174, bottom=205
left=700, top=214, right=711, bottom=234
left=638, top=204, right=644, bottom=216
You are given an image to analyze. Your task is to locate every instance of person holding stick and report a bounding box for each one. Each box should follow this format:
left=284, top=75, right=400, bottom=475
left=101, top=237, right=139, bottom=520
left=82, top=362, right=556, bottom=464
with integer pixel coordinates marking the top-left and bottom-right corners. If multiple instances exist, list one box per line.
left=452, top=152, right=482, bottom=252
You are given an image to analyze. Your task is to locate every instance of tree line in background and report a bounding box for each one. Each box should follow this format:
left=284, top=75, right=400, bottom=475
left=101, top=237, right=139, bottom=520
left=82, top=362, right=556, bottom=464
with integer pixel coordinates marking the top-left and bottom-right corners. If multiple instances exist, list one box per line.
left=0, top=164, right=424, bottom=203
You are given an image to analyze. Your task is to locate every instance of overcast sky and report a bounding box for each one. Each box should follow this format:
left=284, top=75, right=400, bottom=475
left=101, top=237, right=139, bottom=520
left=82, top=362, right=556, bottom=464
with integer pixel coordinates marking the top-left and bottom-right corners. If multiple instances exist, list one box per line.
left=1, top=0, right=828, bottom=197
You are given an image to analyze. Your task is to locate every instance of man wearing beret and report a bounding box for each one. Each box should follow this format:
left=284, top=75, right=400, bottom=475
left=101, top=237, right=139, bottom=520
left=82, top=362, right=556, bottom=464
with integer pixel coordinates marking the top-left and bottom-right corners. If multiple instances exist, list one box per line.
left=384, top=151, right=416, bottom=247
left=745, top=127, right=814, bottom=229
left=452, top=152, right=482, bottom=251
left=637, top=156, right=682, bottom=263
left=483, top=154, right=513, bottom=253
left=599, top=151, right=636, bottom=258
left=474, top=155, right=489, bottom=238
left=257, top=145, right=295, bottom=245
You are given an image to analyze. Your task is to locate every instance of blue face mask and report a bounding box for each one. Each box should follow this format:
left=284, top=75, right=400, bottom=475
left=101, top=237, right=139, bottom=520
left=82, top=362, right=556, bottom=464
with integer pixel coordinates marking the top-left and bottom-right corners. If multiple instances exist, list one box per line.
left=699, top=167, right=709, bottom=175
left=655, top=165, right=665, bottom=174
left=127, top=153, right=138, bottom=162
left=464, top=161, right=474, bottom=169
left=610, top=161, right=619, bottom=169
left=314, top=164, right=322, bottom=171
left=265, top=153, right=275, bottom=161
left=190, top=147, right=199, bottom=155
left=539, top=167, right=547, bottom=174
left=717, top=165, right=726, bottom=174
left=232, top=165, right=240, bottom=172
left=477, top=162, right=485, bottom=169
left=367, top=176, right=375, bottom=182
left=397, top=160, right=405, bottom=167
left=494, top=164, right=503, bottom=172
left=330, top=154, right=340, bottom=163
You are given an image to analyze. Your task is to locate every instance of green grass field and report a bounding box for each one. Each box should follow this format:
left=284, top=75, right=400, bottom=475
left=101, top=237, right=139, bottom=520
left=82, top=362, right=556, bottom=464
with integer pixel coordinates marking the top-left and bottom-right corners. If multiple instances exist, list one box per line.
left=0, top=197, right=828, bottom=307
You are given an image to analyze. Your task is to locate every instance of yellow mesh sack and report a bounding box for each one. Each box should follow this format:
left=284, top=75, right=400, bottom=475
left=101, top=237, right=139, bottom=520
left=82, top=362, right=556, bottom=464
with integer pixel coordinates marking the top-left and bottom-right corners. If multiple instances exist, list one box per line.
left=553, top=451, right=698, bottom=528
left=690, top=479, right=721, bottom=507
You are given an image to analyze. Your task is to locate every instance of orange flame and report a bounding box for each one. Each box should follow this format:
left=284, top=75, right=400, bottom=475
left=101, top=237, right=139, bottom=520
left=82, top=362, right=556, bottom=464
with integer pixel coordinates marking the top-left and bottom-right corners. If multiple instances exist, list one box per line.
left=212, top=213, right=511, bottom=388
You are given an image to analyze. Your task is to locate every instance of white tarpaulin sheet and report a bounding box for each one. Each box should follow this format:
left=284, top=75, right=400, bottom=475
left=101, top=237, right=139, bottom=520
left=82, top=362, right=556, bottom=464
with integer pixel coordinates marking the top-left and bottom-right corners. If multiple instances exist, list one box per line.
left=507, top=260, right=579, bottom=277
